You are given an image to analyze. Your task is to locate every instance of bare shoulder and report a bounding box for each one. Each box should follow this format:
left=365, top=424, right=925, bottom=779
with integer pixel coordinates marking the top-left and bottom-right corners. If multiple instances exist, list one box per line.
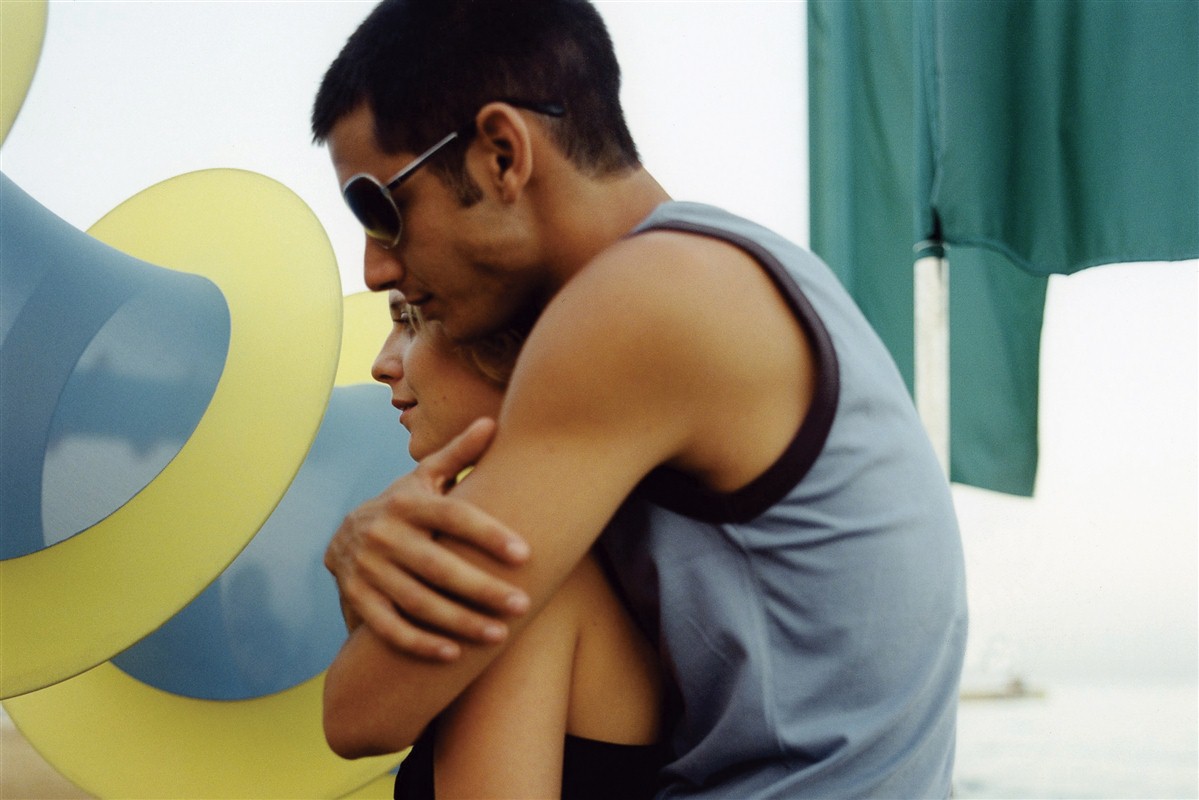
left=549, top=229, right=772, bottom=325
left=520, top=230, right=799, bottom=387
left=508, top=227, right=816, bottom=492
left=507, top=554, right=661, bottom=745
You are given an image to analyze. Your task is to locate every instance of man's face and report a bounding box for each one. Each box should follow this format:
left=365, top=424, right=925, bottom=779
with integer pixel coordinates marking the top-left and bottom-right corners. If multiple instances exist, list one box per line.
left=327, top=104, right=545, bottom=344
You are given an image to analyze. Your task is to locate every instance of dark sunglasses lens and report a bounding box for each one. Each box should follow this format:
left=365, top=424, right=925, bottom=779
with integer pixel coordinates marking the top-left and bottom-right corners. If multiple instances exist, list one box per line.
left=344, top=178, right=401, bottom=245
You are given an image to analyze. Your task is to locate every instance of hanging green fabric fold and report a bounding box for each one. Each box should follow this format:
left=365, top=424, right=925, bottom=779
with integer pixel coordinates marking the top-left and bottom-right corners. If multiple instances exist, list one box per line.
left=810, top=0, right=1198, bottom=497
left=916, top=0, right=1199, bottom=275
left=809, top=0, right=1047, bottom=496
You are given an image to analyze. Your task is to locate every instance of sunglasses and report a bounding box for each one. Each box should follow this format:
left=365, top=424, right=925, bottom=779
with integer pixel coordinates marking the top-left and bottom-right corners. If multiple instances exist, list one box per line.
left=341, top=100, right=566, bottom=249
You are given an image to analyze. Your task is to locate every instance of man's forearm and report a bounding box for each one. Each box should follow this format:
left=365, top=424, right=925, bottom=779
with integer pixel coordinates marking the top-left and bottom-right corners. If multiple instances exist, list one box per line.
left=323, top=419, right=533, bottom=657
left=322, top=504, right=548, bottom=759
left=323, top=627, right=424, bottom=757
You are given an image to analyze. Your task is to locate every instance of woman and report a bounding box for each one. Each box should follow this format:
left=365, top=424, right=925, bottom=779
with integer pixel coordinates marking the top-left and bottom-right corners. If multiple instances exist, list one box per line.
left=346, top=290, right=665, bottom=799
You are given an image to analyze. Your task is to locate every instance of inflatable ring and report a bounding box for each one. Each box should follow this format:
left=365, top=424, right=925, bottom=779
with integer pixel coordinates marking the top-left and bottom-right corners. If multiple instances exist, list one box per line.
left=0, top=169, right=342, bottom=697
left=0, top=0, right=47, bottom=145
left=4, top=668, right=400, bottom=799
left=4, top=292, right=405, bottom=798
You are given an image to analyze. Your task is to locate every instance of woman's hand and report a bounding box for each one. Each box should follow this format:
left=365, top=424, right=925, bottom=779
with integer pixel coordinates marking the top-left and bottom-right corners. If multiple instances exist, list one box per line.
left=325, top=418, right=531, bottom=660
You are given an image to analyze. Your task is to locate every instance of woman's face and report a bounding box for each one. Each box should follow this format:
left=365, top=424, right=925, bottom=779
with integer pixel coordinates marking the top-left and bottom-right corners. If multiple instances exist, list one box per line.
left=372, top=290, right=506, bottom=461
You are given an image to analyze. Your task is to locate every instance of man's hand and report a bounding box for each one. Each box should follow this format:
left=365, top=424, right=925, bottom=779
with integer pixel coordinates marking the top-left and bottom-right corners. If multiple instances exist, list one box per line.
left=326, top=418, right=531, bottom=661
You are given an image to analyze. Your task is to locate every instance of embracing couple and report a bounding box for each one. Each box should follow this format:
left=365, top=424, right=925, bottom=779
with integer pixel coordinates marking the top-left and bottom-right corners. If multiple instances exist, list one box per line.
left=311, top=2, right=967, bottom=798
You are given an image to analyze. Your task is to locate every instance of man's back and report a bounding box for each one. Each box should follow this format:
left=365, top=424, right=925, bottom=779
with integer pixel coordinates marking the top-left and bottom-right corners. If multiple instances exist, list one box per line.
left=600, top=202, right=967, bottom=798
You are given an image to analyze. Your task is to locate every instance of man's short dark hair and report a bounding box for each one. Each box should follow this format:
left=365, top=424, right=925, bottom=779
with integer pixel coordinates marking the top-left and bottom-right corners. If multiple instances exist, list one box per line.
left=312, top=0, right=640, bottom=201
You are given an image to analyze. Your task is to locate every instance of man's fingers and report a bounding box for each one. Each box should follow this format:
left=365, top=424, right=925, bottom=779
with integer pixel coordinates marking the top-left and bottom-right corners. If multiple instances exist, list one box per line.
left=422, top=417, right=498, bottom=488
left=362, top=522, right=529, bottom=623
left=403, top=418, right=531, bottom=564
left=356, top=595, right=464, bottom=662
left=327, top=449, right=531, bottom=659
left=342, top=557, right=490, bottom=660
left=390, top=486, right=530, bottom=567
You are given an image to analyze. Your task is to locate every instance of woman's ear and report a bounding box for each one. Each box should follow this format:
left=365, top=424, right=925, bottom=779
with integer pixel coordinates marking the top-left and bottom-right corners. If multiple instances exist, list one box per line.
left=471, top=102, right=534, bottom=203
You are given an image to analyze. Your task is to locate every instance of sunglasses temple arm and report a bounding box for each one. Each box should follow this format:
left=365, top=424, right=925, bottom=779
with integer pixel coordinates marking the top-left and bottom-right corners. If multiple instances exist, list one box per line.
left=385, top=130, right=463, bottom=191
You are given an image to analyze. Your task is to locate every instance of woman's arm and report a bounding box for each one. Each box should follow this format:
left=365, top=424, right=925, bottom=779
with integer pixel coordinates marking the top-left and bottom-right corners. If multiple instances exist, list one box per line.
left=428, top=560, right=583, bottom=798
left=431, top=553, right=662, bottom=798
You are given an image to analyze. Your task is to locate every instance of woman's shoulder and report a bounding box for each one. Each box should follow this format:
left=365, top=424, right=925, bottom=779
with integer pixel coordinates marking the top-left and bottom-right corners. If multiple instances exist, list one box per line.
left=562, top=553, right=662, bottom=746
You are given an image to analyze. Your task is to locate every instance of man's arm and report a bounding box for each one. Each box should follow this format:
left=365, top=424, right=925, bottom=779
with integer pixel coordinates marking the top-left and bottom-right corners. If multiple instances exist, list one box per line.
left=325, top=418, right=532, bottom=650
left=323, top=232, right=813, bottom=755
left=323, top=251, right=684, bottom=753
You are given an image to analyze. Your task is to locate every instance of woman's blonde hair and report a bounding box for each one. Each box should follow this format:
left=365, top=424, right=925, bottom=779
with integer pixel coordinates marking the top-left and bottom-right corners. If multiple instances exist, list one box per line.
left=406, top=304, right=524, bottom=387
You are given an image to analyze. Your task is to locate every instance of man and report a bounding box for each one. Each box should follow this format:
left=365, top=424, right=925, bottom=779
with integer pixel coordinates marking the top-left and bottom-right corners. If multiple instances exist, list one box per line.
left=312, top=1, right=967, bottom=796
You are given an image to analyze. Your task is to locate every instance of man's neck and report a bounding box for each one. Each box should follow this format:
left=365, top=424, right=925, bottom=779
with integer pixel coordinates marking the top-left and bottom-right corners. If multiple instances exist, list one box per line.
left=534, top=166, right=672, bottom=286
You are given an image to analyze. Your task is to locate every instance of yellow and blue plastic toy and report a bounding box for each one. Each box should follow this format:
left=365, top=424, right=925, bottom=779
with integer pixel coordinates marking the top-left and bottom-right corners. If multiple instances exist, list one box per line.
left=1, top=3, right=409, bottom=795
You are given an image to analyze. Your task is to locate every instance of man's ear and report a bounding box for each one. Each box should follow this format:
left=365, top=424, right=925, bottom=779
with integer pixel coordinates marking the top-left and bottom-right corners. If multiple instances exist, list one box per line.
left=471, top=102, right=534, bottom=203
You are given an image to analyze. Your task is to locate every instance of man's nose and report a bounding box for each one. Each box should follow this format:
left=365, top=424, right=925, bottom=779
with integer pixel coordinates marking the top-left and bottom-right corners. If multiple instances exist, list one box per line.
left=363, top=238, right=406, bottom=292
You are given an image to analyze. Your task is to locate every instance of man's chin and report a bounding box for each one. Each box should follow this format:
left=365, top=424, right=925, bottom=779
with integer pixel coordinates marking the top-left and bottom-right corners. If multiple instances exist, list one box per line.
left=438, top=318, right=487, bottom=347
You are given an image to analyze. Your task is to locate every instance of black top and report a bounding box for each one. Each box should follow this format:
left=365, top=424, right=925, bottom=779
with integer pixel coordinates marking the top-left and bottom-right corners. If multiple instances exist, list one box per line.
left=393, top=718, right=665, bottom=799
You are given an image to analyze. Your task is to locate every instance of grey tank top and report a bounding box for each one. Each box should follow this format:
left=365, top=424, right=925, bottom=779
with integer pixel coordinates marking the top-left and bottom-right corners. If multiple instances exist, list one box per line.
left=598, top=201, right=967, bottom=799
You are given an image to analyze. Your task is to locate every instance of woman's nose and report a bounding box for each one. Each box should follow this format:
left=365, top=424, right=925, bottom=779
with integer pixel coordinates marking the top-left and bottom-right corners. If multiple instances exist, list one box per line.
left=371, top=333, right=404, bottom=385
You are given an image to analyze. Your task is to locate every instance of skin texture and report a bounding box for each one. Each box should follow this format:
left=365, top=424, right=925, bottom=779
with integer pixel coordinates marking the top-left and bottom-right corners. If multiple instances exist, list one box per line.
left=358, top=292, right=661, bottom=796
left=321, top=99, right=816, bottom=758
